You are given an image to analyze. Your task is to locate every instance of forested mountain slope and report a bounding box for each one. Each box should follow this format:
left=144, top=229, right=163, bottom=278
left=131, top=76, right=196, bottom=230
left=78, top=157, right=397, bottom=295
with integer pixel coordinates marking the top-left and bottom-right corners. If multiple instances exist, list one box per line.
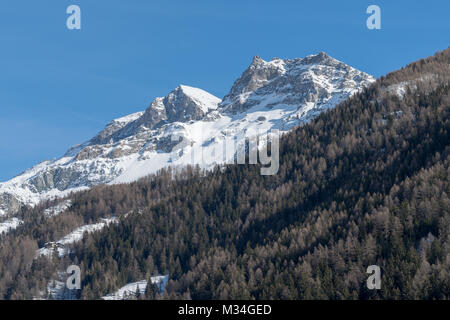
left=0, top=49, right=448, bottom=300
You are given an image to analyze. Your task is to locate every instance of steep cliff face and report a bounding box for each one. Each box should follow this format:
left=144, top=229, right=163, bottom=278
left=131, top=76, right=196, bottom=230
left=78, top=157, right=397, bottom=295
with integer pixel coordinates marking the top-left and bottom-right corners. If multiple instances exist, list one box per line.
left=0, top=53, right=375, bottom=216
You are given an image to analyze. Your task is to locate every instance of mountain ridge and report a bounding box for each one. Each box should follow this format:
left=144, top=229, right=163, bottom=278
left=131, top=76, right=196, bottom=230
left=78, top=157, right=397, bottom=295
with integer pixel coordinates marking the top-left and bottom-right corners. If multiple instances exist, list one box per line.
left=0, top=52, right=375, bottom=216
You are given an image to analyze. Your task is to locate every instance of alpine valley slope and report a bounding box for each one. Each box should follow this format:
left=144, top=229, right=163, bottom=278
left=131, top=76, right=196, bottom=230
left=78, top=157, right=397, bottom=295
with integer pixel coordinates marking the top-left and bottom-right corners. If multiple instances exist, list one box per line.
left=0, top=52, right=374, bottom=216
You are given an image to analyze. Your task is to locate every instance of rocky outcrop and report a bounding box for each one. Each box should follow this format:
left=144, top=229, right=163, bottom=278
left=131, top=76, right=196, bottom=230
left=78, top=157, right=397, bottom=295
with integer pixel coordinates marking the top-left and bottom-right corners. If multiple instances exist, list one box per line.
left=220, top=52, right=374, bottom=116
left=0, top=193, right=21, bottom=216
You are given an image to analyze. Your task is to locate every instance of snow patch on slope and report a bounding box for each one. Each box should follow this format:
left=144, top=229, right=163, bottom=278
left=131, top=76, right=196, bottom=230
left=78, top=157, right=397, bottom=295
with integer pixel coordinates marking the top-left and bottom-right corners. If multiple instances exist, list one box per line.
left=37, top=217, right=118, bottom=258
left=43, top=200, right=72, bottom=217
left=114, top=111, right=145, bottom=124
left=0, top=218, right=23, bottom=235
left=102, top=275, right=169, bottom=300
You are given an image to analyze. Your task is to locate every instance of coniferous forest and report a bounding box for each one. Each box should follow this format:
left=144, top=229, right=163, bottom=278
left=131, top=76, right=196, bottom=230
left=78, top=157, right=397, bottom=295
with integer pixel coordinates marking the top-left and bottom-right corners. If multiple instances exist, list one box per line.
left=0, top=49, right=449, bottom=300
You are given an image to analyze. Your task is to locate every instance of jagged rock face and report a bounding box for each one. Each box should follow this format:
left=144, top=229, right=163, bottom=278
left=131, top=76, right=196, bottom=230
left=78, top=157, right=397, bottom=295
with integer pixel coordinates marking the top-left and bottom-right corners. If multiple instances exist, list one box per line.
left=0, top=193, right=21, bottom=217
left=0, top=53, right=375, bottom=216
left=139, top=98, right=167, bottom=129
left=221, top=52, right=374, bottom=117
left=164, top=86, right=213, bottom=122
left=222, top=56, right=287, bottom=106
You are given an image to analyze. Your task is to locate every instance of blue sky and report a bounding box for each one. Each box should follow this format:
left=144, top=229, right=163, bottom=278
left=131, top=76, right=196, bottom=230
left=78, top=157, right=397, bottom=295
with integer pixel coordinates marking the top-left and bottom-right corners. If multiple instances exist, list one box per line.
left=0, top=0, right=448, bottom=181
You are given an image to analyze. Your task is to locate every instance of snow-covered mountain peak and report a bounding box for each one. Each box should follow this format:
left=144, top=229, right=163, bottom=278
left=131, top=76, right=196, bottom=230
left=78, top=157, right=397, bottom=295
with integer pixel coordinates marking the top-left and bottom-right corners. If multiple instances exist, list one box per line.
left=166, top=84, right=221, bottom=115
left=139, top=84, right=221, bottom=127
left=304, top=51, right=331, bottom=62
left=220, top=52, right=374, bottom=114
left=0, top=53, right=375, bottom=217
left=250, top=55, right=286, bottom=67
left=85, top=85, right=221, bottom=147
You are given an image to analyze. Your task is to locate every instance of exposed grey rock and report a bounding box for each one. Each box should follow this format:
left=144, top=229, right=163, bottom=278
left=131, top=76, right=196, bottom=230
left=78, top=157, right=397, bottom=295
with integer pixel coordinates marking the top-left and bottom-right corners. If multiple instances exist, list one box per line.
left=220, top=52, right=374, bottom=116
left=0, top=193, right=22, bottom=216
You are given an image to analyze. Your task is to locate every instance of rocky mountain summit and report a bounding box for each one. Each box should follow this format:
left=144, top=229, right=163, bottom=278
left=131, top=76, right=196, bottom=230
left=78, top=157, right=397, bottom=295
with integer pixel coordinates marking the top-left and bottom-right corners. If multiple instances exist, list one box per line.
left=0, top=53, right=375, bottom=216
left=221, top=52, right=371, bottom=117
